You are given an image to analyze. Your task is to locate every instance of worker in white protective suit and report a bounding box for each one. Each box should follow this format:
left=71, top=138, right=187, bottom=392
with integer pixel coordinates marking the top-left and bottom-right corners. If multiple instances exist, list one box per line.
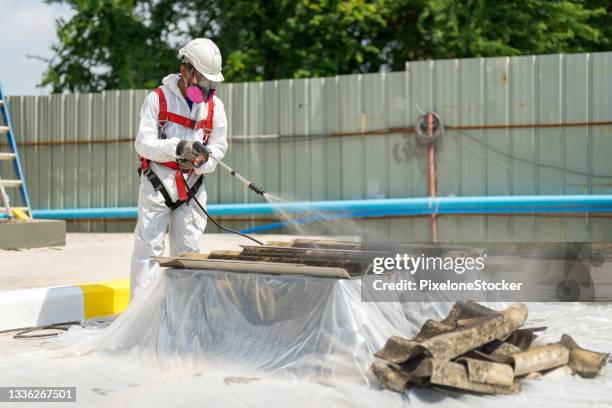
left=130, top=38, right=228, bottom=300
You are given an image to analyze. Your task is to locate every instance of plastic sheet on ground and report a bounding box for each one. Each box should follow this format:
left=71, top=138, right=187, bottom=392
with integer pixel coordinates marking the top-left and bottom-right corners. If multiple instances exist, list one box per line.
left=69, top=268, right=446, bottom=382
left=0, top=268, right=610, bottom=407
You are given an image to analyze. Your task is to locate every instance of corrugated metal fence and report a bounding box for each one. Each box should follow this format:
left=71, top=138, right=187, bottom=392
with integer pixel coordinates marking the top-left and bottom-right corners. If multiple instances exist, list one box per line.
left=2, top=52, right=612, bottom=238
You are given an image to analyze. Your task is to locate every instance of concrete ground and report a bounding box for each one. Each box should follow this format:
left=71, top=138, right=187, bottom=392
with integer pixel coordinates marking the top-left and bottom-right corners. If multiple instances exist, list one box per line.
left=1, top=235, right=611, bottom=407
left=0, top=302, right=610, bottom=407
left=0, top=233, right=315, bottom=291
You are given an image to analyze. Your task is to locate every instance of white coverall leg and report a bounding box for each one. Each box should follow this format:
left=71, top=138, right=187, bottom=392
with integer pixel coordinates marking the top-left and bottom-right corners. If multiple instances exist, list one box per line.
left=168, top=188, right=208, bottom=257
left=130, top=175, right=208, bottom=300
left=130, top=73, right=227, bottom=301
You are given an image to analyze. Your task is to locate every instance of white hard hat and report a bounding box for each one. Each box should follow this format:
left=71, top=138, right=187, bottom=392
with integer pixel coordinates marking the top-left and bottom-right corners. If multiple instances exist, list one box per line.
left=178, top=38, right=224, bottom=83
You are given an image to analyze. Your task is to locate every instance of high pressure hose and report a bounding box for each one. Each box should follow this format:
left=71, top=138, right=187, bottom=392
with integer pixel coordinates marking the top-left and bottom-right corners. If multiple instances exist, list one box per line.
left=191, top=194, right=264, bottom=246
left=0, top=321, right=81, bottom=340
left=181, top=172, right=264, bottom=246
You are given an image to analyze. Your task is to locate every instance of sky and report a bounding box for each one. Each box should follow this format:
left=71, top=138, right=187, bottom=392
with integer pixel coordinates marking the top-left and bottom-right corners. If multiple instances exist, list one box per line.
left=0, top=0, right=75, bottom=96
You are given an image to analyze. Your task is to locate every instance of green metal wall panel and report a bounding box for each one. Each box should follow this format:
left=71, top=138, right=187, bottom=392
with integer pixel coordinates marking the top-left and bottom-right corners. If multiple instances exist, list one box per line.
left=592, top=53, right=612, bottom=195
left=536, top=55, right=564, bottom=195
left=3, top=52, right=612, bottom=240
left=309, top=78, right=327, bottom=201
left=510, top=56, right=537, bottom=195
left=339, top=74, right=364, bottom=200
left=459, top=58, right=486, bottom=196
left=484, top=57, right=511, bottom=196
left=386, top=71, right=411, bottom=199
left=564, top=54, right=589, bottom=196
left=435, top=59, right=460, bottom=197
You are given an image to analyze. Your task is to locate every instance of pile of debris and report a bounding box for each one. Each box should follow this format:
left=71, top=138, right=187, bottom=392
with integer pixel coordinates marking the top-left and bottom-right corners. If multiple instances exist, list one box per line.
left=158, top=239, right=398, bottom=278
left=372, top=301, right=609, bottom=395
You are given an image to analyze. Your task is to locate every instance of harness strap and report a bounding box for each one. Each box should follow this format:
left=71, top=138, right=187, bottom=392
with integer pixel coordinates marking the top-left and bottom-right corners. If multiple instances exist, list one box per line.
left=139, top=158, right=191, bottom=202
left=136, top=86, right=215, bottom=210
left=139, top=158, right=203, bottom=210
left=203, top=99, right=214, bottom=144
left=154, top=87, right=213, bottom=132
left=158, top=160, right=190, bottom=201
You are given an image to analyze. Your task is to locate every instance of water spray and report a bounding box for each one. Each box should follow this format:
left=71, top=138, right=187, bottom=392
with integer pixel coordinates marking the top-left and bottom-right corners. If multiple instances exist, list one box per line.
left=182, top=156, right=273, bottom=246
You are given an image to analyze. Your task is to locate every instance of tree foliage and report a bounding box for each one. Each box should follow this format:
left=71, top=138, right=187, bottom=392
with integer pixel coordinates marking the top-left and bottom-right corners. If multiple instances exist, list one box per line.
left=42, top=0, right=610, bottom=92
left=43, top=0, right=178, bottom=92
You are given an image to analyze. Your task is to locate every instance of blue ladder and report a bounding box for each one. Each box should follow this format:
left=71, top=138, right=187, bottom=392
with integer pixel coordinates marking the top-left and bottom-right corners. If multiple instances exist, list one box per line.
left=0, top=81, right=32, bottom=219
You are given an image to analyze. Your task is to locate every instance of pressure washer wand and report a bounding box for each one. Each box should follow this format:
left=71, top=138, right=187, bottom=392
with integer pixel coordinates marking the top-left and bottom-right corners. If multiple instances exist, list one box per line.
left=212, top=158, right=266, bottom=196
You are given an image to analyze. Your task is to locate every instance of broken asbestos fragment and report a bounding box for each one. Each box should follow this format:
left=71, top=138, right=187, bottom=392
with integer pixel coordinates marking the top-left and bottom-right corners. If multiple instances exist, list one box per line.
left=456, top=357, right=515, bottom=387
left=428, top=359, right=520, bottom=395
left=374, top=337, right=423, bottom=364
left=504, top=327, right=545, bottom=350
left=482, top=341, right=523, bottom=360
left=416, top=303, right=528, bottom=361
left=543, top=365, right=574, bottom=378
left=371, top=361, right=410, bottom=393
left=559, top=334, right=609, bottom=378
left=372, top=302, right=606, bottom=397
left=414, top=320, right=455, bottom=342
left=375, top=304, right=527, bottom=363
left=511, top=343, right=569, bottom=376
left=414, top=301, right=499, bottom=342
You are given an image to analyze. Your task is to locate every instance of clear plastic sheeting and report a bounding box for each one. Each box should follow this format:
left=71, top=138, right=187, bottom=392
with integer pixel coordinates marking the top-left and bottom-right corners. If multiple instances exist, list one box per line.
left=0, top=269, right=610, bottom=407
left=71, top=268, right=436, bottom=383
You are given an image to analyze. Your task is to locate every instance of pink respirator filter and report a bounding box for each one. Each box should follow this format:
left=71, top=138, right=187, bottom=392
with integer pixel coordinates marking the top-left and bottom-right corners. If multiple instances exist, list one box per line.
left=186, top=86, right=215, bottom=104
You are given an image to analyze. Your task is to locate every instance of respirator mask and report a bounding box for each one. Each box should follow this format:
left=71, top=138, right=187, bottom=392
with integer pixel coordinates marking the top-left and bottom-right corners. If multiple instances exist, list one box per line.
left=184, top=66, right=218, bottom=104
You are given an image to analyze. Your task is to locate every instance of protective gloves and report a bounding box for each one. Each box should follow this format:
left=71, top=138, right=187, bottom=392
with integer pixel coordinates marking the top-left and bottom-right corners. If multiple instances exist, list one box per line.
left=176, top=141, right=211, bottom=166
left=176, top=158, right=195, bottom=170
left=176, top=140, right=210, bottom=170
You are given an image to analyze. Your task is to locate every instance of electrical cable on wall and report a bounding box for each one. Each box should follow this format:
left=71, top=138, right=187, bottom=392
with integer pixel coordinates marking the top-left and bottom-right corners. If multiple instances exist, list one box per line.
left=456, top=129, right=612, bottom=179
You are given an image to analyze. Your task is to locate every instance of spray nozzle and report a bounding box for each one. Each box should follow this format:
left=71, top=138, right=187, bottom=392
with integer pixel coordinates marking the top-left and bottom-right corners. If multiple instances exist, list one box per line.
left=248, top=183, right=266, bottom=196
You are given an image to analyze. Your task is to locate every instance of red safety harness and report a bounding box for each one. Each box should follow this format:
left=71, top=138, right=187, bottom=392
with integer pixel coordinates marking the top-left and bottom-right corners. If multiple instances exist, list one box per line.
left=139, top=87, right=214, bottom=209
left=155, top=87, right=214, bottom=137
